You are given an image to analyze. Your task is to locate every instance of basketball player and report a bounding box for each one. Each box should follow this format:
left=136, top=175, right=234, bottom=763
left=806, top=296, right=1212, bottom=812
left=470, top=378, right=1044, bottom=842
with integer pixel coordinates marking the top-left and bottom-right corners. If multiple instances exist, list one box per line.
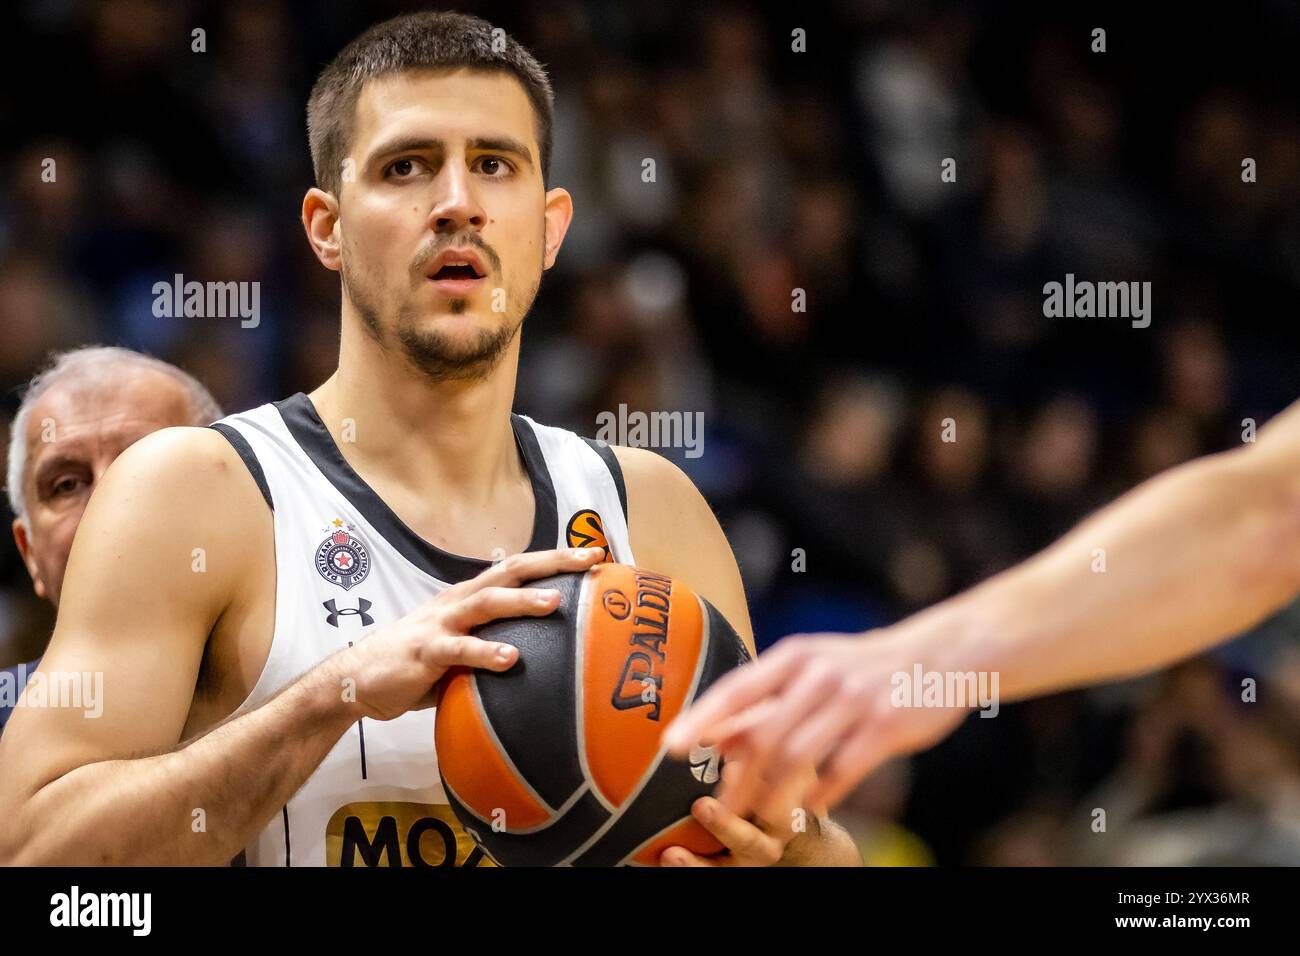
left=0, top=347, right=223, bottom=734
left=666, top=398, right=1300, bottom=819
left=0, top=13, right=857, bottom=867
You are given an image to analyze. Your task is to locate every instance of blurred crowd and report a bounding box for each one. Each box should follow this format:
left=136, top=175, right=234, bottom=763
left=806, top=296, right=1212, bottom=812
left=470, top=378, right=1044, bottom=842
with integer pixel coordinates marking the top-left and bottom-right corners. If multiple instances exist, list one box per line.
left=2, top=0, right=1299, bottom=864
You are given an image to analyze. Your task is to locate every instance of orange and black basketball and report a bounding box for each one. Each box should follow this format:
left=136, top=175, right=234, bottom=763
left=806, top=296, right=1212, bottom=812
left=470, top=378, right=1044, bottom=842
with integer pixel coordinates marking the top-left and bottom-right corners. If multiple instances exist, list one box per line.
left=434, top=562, right=751, bottom=866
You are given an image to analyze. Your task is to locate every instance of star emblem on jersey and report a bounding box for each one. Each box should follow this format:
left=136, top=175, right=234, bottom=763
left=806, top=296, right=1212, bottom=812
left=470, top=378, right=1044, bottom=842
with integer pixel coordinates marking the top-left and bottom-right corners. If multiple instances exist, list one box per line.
left=315, top=520, right=372, bottom=591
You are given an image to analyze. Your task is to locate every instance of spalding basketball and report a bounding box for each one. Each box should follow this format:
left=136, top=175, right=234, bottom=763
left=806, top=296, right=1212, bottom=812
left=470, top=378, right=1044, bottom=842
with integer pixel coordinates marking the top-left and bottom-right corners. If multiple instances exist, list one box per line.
left=434, top=562, right=751, bottom=866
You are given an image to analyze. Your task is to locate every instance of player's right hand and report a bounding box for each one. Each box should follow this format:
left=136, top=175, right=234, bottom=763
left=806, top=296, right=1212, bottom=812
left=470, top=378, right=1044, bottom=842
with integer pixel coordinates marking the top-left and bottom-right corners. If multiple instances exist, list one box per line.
left=320, top=546, right=604, bottom=721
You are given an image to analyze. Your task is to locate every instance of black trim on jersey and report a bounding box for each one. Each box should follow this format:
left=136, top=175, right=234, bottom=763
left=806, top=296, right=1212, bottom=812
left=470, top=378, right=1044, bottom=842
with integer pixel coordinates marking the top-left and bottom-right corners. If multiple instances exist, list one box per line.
left=282, top=806, right=291, bottom=867
left=273, top=393, right=558, bottom=584
left=209, top=423, right=274, bottom=510
left=582, top=438, right=628, bottom=520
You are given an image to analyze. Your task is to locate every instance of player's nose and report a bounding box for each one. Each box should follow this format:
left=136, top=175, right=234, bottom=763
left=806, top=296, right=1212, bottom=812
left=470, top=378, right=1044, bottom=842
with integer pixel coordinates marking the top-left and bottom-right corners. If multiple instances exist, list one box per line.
left=428, top=162, right=486, bottom=233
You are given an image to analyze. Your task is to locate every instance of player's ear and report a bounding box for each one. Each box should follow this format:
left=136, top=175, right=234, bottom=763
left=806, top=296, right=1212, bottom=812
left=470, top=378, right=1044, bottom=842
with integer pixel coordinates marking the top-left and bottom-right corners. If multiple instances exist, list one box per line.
left=541, top=186, right=574, bottom=271
left=11, top=518, right=47, bottom=601
left=302, top=187, right=342, bottom=273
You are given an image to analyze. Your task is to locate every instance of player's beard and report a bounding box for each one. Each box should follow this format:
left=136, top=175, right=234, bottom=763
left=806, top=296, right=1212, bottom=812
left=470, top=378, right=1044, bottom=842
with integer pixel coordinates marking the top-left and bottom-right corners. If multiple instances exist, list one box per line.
left=341, top=253, right=538, bottom=384
left=392, top=300, right=522, bottom=383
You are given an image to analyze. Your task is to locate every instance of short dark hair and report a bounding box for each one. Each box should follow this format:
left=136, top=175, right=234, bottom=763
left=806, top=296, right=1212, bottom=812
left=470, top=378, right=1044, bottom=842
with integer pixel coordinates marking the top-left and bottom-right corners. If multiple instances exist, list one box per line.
left=306, top=11, right=554, bottom=195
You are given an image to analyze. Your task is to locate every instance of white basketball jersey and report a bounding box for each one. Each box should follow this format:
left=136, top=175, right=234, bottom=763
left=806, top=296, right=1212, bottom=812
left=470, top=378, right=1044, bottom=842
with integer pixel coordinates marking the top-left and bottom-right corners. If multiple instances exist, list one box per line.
left=210, top=392, right=634, bottom=867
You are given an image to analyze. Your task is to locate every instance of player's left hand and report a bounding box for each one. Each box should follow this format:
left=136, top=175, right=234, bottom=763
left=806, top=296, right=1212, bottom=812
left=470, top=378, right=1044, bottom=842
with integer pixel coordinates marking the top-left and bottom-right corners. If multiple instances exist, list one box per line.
left=659, top=760, right=814, bottom=867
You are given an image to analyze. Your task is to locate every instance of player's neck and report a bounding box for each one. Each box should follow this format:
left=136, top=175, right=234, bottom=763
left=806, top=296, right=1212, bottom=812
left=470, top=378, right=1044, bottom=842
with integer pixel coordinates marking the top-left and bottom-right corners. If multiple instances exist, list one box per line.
left=309, top=327, right=526, bottom=499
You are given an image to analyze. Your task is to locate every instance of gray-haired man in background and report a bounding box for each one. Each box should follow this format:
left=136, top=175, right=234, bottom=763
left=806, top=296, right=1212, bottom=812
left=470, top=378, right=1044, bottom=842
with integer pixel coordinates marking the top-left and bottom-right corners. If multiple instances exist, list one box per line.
left=1, top=346, right=222, bottom=732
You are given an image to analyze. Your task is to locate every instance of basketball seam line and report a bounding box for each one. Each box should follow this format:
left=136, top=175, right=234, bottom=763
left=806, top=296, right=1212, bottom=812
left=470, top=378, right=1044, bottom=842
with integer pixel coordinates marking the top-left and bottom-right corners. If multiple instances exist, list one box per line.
left=444, top=776, right=588, bottom=836
left=575, top=571, right=618, bottom=814
left=616, top=814, right=699, bottom=866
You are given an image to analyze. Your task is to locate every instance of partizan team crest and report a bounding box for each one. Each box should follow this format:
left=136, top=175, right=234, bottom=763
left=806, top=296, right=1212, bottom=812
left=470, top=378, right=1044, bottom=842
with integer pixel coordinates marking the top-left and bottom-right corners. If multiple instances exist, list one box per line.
left=315, top=519, right=371, bottom=590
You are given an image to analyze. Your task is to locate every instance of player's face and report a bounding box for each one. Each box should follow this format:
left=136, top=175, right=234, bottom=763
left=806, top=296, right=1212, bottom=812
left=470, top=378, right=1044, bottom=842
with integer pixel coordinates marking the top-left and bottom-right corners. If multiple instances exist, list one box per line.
left=12, top=371, right=196, bottom=607
left=334, top=68, right=572, bottom=381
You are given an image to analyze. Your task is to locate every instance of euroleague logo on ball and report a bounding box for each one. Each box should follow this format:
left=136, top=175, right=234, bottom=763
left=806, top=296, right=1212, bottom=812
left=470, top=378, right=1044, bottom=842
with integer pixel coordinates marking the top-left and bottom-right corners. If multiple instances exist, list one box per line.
left=315, top=518, right=371, bottom=591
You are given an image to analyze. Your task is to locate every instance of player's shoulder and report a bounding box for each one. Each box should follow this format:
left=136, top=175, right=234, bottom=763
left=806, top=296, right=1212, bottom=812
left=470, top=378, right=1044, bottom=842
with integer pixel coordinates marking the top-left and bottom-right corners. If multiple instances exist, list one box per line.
left=607, top=446, right=719, bottom=542
left=58, top=424, right=269, bottom=608
left=95, top=424, right=268, bottom=523
left=107, top=423, right=249, bottom=485
left=609, top=445, right=698, bottom=500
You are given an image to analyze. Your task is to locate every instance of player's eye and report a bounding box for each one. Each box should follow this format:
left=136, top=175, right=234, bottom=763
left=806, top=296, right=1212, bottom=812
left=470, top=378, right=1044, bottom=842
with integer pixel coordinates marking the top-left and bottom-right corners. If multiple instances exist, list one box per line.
left=475, top=155, right=515, bottom=178
left=384, top=157, right=426, bottom=179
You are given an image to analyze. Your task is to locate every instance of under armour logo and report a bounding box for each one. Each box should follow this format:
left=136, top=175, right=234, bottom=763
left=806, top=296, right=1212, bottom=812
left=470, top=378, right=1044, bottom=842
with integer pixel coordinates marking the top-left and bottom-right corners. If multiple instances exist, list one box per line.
left=688, top=744, right=721, bottom=784
left=323, top=598, right=374, bottom=627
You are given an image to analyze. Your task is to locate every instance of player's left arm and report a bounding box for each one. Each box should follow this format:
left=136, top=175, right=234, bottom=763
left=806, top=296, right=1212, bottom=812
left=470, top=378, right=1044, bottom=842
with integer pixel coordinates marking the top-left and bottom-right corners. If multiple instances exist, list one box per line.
left=615, top=446, right=860, bottom=866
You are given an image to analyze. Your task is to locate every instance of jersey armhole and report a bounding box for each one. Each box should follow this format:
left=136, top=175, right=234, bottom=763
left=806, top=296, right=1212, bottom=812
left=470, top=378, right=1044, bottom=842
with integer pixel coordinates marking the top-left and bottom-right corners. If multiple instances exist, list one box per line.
left=582, top=438, right=628, bottom=521
left=210, top=423, right=274, bottom=511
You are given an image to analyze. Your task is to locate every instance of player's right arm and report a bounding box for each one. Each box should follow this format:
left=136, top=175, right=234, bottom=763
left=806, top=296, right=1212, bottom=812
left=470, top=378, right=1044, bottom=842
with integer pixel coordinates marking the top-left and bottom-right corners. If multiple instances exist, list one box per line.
left=666, top=398, right=1300, bottom=813
left=0, top=427, right=604, bottom=865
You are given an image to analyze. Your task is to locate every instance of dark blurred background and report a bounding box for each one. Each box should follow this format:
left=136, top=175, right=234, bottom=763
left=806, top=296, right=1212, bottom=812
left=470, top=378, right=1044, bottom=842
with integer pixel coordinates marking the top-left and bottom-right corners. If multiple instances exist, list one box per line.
left=2, top=0, right=1299, bottom=864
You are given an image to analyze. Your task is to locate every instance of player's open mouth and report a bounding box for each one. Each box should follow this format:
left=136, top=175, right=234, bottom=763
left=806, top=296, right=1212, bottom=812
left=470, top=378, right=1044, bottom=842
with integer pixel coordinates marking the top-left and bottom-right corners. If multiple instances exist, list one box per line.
left=426, top=249, right=488, bottom=294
